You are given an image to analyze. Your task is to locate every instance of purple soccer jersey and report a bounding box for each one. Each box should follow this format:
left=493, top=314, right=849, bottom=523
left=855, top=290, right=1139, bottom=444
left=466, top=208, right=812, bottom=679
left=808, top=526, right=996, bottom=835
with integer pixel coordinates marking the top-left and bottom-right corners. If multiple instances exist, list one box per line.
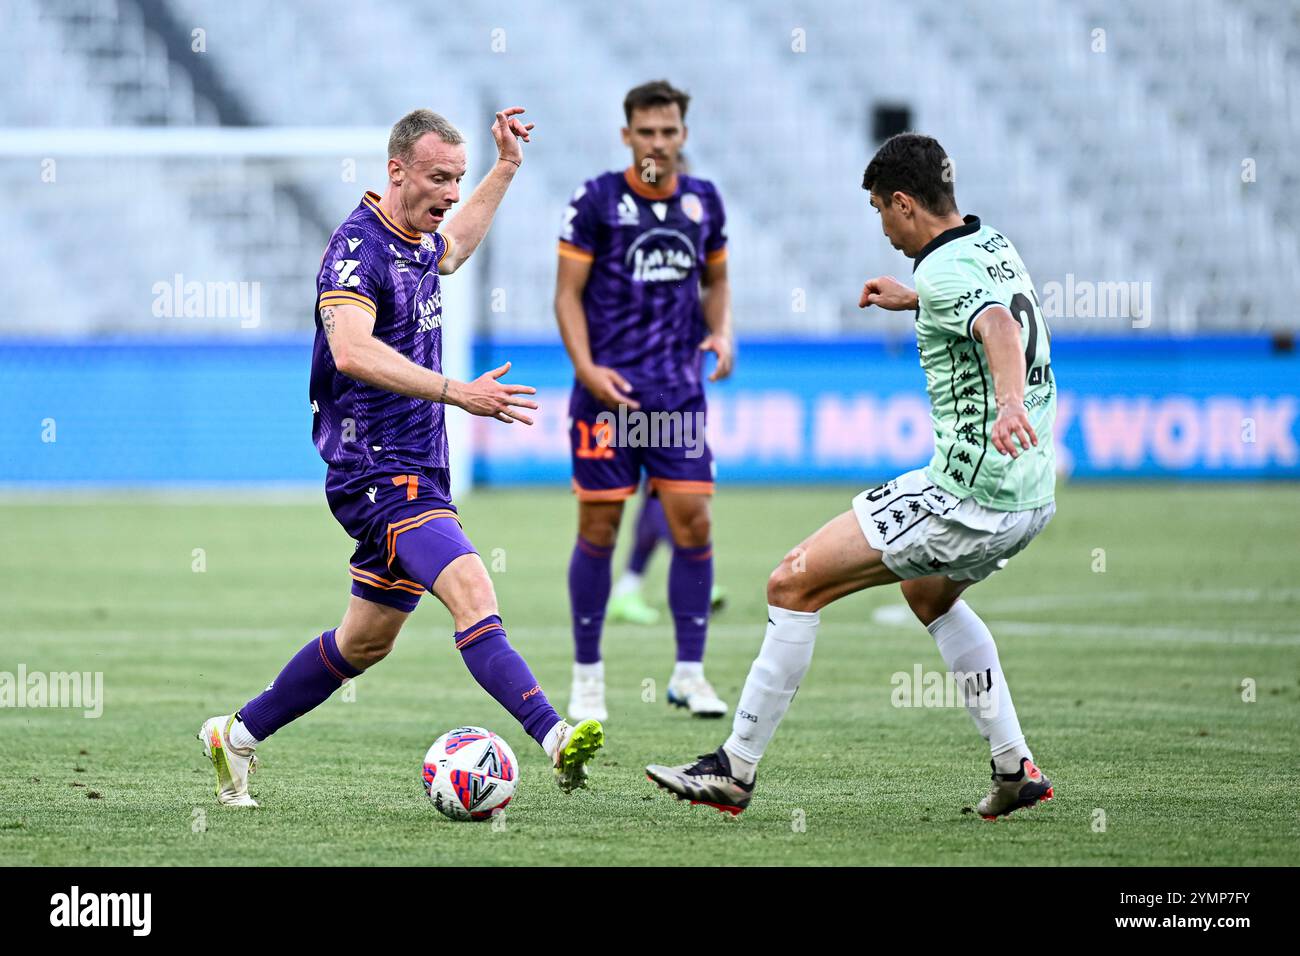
left=311, top=191, right=471, bottom=610
left=558, top=168, right=727, bottom=396
left=230, top=190, right=565, bottom=754
left=311, top=190, right=454, bottom=471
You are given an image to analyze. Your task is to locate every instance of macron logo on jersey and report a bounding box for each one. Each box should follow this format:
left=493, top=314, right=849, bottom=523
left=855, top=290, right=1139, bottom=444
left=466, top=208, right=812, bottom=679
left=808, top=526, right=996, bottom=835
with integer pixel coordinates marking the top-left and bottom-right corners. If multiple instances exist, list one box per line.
left=617, top=194, right=639, bottom=226
left=346, top=236, right=363, bottom=252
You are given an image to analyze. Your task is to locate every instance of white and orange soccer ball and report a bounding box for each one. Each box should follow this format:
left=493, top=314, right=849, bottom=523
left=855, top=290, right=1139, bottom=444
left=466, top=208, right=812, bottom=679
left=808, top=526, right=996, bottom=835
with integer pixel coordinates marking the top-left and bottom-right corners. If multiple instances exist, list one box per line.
left=421, top=726, right=518, bottom=822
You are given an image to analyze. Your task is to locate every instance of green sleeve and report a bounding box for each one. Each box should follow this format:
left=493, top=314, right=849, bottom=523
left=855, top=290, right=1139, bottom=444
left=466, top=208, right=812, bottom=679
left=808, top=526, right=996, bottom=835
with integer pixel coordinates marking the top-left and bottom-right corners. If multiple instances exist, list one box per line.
left=916, top=257, right=1006, bottom=340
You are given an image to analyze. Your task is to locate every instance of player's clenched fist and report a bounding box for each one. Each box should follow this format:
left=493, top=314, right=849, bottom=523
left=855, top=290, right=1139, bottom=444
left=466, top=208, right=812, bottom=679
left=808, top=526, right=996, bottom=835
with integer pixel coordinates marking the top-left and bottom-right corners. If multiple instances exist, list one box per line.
left=858, top=275, right=919, bottom=312
left=991, top=401, right=1038, bottom=458
left=458, top=361, right=539, bottom=425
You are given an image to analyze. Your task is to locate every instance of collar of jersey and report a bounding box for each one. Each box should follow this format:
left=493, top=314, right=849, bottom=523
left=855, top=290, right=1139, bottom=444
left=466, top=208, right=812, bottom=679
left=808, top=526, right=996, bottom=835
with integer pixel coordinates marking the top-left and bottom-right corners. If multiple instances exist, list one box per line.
left=622, top=167, right=679, bottom=200
left=362, top=191, right=423, bottom=245
left=912, top=214, right=981, bottom=271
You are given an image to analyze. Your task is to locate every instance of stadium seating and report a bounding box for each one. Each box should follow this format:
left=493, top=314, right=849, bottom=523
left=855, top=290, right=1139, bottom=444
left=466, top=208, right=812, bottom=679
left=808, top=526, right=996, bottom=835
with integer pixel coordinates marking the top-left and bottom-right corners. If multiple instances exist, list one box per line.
left=1, top=0, right=1295, bottom=337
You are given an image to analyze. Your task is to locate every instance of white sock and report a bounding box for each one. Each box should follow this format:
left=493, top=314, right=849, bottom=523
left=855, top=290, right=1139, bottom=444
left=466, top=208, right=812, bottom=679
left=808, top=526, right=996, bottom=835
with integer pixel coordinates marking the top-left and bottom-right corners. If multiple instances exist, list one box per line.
left=723, top=605, right=819, bottom=781
left=573, top=660, right=604, bottom=681
left=542, top=718, right=566, bottom=760
left=612, top=571, right=643, bottom=599
left=671, top=660, right=704, bottom=682
left=926, top=600, right=1031, bottom=773
left=229, top=714, right=260, bottom=751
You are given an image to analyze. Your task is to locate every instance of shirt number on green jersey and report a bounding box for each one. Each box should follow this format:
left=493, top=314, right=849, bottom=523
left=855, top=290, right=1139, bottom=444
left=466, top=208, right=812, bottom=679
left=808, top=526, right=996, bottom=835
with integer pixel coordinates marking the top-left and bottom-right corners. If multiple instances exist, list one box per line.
left=1008, top=291, right=1052, bottom=385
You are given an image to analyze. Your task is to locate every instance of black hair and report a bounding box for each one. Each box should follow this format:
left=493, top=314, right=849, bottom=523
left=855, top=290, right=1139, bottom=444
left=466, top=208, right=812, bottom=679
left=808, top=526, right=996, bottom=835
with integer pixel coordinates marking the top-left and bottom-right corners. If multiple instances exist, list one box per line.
left=862, top=133, right=956, bottom=215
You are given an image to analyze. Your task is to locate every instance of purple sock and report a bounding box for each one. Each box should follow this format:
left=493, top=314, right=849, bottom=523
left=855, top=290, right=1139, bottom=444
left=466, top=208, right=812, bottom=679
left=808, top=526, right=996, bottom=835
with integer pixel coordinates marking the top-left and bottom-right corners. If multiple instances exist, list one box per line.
left=627, top=494, right=669, bottom=576
left=238, top=629, right=360, bottom=740
left=456, top=615, right=561, bottom=746
left=668, top=542, right=713, bottom=663
left=569, top=536, right=613, bottom=664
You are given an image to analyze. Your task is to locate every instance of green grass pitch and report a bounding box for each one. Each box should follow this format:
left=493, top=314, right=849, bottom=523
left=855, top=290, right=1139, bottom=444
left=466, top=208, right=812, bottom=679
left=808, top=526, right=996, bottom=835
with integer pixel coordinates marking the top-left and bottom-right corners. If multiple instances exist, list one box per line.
left=2, top=483, right=1297, bottom=866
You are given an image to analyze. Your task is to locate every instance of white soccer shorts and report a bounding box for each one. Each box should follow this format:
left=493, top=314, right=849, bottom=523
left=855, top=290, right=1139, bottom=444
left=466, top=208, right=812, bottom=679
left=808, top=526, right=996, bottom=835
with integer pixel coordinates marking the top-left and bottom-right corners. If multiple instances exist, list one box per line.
left=851, top=468, right=1055, bottom=582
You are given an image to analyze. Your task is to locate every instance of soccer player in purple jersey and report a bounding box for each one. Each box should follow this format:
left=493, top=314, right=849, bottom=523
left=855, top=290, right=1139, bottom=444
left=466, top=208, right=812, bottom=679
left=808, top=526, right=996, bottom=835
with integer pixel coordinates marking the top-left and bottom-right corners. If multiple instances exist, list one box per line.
left=555, top=80, right=734, bottom=722
left=198, top=107, right=604, bottom=807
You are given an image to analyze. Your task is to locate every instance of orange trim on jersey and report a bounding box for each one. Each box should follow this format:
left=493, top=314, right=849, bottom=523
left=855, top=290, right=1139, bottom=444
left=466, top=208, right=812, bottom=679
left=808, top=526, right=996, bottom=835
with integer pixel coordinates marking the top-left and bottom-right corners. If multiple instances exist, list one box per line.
left=454, top=621, right=505, bottom=651
left=623, top=166, right=678, bottom=200
left=570, top=478, right=638, bottom=502
left=362, top=190, right=422, bottom=243
left=705, top=247, right=728, bottom=265
left=438, top=231, right=454, bottom=267
left=648, top=478, right=715, bottom=496
left=385, top=508, right=461, bottom=568
left=349, top=565, right=426, bottom=595
left=557, top=241, right=595, bottom=262
left=319, top=290, right=377, bottom=317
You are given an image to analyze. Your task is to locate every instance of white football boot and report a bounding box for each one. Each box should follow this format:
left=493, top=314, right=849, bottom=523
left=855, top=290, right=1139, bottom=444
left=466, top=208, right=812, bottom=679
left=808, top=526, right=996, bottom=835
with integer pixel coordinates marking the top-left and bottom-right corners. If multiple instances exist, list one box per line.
left=646, top=746, right=754, bottom=816
left=666, top=674, right=728, bottom=718
left=567, top=666, right=609, bottom=723
left=976, top=757, right=1054, bottom=820
left=197, top=714, right=259, bottom=807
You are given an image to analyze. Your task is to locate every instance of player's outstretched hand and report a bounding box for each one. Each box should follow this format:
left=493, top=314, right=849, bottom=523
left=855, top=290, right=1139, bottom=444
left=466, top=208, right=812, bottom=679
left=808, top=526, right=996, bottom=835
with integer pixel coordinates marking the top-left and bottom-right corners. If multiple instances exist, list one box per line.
left=492, top=107, right=534, bottom=167
left=858, top=275, right=919, bottom=311
left=699, top=334, right=734, bottom=382
left=580, top=365, right=640, bottom=411
left=460, top=361, right=539, bottom=425
left=991, top=401, right=1038, bottom=458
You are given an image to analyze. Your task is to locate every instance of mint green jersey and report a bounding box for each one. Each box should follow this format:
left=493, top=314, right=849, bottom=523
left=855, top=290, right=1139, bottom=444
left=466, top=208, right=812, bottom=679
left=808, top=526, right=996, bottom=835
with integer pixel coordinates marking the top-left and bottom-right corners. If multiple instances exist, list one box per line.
left=912, top=216, right=1056, bottom=511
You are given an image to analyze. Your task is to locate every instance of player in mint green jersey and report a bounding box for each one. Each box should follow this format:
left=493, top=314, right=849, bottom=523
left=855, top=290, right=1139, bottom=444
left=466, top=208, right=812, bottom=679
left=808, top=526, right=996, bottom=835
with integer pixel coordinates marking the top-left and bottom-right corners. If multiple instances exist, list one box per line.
left=647, top=133, right=1057, bottom=819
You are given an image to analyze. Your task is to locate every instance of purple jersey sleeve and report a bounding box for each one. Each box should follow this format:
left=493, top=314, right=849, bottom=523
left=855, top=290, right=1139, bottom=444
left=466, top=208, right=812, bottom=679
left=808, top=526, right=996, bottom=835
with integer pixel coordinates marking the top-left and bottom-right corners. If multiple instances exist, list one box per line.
left=558, top=180, right=600, bottom=260
left=317, top=230, right=388, bottom=318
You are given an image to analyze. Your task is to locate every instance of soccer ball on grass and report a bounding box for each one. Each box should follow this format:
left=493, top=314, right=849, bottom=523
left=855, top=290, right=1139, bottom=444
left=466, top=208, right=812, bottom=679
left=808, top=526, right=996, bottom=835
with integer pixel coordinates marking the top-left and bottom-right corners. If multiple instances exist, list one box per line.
left=421, top=726, right=518, bottom=822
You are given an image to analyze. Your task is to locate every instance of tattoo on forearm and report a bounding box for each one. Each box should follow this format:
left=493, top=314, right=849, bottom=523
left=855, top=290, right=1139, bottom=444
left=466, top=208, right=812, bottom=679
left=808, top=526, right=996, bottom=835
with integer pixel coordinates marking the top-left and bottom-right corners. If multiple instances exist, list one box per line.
left=320, top=306, right=337, bottom=340
left=439, top=378, right=449, bottom=404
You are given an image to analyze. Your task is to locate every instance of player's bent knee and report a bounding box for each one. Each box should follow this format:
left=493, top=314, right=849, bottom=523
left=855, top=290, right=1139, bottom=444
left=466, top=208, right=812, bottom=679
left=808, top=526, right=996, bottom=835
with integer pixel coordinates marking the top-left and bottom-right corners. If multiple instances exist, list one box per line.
left=767, top=560, right=814, bottom=611
left=903, top=584, right=963, bottom=627
left=336, top=626, right=398, bottom=670
left=432, top=554, right=500, bottom=628
left=673, top=511, right=711, bottom=549
left=576, top=509, right=621, bottom=549
left=350, top=638, right=396, bottom=669
left=580, top=525, right=618, bottom=549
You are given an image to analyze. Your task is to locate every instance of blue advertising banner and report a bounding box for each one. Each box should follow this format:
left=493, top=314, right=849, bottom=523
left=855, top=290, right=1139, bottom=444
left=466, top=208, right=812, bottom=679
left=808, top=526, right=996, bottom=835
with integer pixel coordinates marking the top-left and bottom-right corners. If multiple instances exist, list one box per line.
left=0, top=337, right=1296, bottom=485
left=472, top=336, right=1300, bottom=485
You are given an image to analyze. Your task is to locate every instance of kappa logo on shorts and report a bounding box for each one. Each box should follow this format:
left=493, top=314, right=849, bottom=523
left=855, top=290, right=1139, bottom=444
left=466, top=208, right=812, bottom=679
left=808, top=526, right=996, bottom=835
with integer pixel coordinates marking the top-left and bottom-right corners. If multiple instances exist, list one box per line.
left=366, top=486, right=377, bottom=503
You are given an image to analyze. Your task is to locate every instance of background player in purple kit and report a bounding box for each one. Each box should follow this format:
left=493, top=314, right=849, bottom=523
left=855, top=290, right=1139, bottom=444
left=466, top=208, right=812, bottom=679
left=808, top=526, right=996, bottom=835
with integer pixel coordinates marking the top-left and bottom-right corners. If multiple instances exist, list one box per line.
left=555, top=80, right=734, bottom=722
left=198, top=107, right=604, bottom=807
left=606, top=487, right=729, bottom=626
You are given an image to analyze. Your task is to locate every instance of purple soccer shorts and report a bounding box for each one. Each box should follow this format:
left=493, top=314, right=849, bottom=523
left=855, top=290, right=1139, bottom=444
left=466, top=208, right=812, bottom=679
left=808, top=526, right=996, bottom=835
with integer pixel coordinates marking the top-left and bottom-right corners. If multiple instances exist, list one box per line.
left=568, top=383, right=715, bottom=502
left=325, top=465, right=477, bottom=612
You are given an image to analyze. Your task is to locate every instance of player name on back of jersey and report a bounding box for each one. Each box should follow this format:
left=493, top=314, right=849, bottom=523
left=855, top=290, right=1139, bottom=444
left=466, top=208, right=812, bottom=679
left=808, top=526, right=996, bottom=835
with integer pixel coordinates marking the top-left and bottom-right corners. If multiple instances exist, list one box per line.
left=967, top=230, right=1025, bottom=285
